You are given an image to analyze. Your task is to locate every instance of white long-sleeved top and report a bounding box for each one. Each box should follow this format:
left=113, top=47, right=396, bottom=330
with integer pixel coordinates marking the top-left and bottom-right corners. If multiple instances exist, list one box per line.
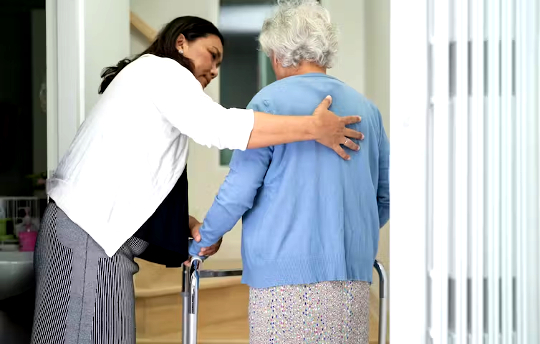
left=47, top=54, right=254, bottom=257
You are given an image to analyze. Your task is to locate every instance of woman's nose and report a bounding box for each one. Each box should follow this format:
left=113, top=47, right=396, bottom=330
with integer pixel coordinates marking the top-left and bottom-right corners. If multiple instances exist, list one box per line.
left=211, top=65, right=219, bottom=79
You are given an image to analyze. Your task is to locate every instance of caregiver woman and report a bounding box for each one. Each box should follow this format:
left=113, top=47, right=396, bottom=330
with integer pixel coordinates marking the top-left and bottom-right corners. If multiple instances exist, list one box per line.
left=30, top=16, right=363, bottom=344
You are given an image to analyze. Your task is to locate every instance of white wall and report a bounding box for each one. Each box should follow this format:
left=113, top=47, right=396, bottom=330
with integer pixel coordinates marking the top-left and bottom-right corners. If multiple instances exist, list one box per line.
left=322, top=0, right=367, bottom=94
left=365, top=0, right=390, bottom=133
left=322, top=0, right=390, bottom=132
left=130, top=0, right=243, bottom=260
left=47, top=0, right=130, bottom=171
left=84, top=0, right=131, bottom=116
left=130, top=0, right=219, bottom=54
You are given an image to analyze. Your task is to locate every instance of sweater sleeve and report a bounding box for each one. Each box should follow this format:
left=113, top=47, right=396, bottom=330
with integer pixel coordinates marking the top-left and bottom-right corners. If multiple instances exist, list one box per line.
left=189, top=97, right=273, bottom=256
left=376, top=110, right=390, bottom=228
left=149, top=57, right=254, bottom=150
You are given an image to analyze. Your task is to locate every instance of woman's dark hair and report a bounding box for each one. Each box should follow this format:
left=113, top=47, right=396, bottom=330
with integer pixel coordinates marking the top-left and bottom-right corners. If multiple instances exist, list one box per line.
left=98, top=16, right=224, bottom=94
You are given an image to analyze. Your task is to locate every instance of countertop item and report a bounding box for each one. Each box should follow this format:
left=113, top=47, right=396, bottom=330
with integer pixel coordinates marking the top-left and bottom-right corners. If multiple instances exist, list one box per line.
left=0, top=251, right=34, bottom=300
left=0, top=239, right=19, bottom=252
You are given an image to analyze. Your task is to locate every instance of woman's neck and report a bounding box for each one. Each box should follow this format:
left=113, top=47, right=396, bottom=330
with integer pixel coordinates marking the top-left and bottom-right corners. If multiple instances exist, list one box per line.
left=278, top=62, right=326, bottom=79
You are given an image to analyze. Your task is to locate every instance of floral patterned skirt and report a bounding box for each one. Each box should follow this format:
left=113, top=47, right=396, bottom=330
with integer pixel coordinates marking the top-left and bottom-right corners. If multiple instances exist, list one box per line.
left=249, top=280, right=370, bottom=344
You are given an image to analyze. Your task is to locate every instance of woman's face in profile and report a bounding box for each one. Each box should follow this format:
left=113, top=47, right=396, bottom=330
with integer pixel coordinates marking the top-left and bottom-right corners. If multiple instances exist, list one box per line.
left=178, top=34, right=223, bottom=89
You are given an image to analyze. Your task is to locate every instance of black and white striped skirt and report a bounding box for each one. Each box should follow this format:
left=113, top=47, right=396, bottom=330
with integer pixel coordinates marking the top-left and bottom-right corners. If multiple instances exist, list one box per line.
left=31, top=202, right=148, bottom=344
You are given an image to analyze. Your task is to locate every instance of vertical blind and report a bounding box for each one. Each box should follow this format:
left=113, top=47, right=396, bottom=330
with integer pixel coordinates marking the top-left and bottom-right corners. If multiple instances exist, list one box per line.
left=427, top=0, right=539, bottom=343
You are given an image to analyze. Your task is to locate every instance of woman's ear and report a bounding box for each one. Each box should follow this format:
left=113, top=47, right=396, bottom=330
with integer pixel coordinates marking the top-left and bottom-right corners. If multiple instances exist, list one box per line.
left=271, top=55, right=280, bottom=70
left=176, top=34, right=186, bottom=52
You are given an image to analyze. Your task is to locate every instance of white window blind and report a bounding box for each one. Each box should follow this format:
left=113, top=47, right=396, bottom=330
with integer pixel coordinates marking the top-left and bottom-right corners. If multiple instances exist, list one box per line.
left=390, top=0, right=539, bottom=343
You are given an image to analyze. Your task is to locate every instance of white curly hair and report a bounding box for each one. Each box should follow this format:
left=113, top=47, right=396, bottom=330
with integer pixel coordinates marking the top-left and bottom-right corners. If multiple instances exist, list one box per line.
left=259, top=0, right=338, bottom=68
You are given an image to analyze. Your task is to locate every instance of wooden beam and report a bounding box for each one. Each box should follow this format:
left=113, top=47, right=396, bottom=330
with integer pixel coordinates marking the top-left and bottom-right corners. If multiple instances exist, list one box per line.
left=130, top=11, right=156, bottom=43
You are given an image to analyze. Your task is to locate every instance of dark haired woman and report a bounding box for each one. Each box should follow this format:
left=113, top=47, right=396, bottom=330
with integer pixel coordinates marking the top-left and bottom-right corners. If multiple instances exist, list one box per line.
left=30, top=16, right=363, bottom=344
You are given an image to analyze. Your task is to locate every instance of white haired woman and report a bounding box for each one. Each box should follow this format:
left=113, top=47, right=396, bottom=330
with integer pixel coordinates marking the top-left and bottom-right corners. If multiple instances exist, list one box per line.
left=189, top=1, right=390, bottom=343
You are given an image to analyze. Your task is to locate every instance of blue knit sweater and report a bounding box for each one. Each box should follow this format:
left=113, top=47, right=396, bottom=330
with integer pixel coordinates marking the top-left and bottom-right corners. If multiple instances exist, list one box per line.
left=189, top=73, right=390, bottom=288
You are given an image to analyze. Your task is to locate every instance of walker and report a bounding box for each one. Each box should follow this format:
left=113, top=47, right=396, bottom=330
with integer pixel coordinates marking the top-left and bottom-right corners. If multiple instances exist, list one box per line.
left=182, top=258, right=388, bottom=344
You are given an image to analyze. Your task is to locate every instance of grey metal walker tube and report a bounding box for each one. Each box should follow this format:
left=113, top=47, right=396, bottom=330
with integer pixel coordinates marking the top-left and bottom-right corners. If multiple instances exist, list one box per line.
left=374, top=260, right=388, bottom=344
left=181, top=264, right=190, bottom=344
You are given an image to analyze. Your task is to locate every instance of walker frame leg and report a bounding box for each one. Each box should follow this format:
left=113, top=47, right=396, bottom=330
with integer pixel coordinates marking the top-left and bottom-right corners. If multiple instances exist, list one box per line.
left=374, top=260, right=388, bottom=344
left=181, top=259, right=202, bottom=344
left=181, top=260, right=388, bottom=344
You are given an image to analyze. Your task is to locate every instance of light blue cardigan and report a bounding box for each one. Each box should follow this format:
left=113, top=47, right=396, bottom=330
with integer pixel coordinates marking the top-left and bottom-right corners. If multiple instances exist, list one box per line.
left=190, top=73, right=390, bottom=288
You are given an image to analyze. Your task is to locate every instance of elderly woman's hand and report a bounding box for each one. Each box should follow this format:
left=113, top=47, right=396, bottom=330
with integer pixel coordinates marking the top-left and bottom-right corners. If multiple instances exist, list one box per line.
left=199, top=238, right=223, bottom=256
left=185, top=220, right=223, bottom=266
left=313, top=95, right=364, bottom=160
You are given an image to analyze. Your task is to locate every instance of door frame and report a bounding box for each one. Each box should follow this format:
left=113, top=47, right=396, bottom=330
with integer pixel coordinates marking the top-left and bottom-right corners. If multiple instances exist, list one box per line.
left=46, top=0, right=86, bottom=176
left=389, top=0, right=429, bottom=342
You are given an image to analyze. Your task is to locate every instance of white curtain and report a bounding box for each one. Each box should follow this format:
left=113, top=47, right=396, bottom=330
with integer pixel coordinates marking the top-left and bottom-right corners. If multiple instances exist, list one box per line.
left=390, top=0, right=539, bottom=343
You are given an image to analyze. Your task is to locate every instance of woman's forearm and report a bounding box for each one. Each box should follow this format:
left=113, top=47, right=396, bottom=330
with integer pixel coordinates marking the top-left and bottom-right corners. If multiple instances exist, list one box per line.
left=246, top=97, right=363, bottom=160
left=247, top=112, right=316, bottom=149
left=189, top=215, right=200, bottom=229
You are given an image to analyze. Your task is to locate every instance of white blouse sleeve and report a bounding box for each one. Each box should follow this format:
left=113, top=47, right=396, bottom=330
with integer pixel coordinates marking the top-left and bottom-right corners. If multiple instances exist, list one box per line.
left=148, top=57, right=254, bottom=150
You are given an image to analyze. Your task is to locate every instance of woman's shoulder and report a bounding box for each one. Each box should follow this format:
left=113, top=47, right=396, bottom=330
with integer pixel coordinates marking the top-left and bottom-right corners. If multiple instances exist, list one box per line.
left=127, top=54, right=192, bottom=78
left=247, top=78, right=298, bottom=112
left=115, top=54, right=199, bottom=91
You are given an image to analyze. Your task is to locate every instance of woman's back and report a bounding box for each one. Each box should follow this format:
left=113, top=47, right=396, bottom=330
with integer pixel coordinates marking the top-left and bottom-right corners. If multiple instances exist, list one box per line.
left=193, top=73, right=390, bottom=289
left=241, top=73, right=389, bottom=287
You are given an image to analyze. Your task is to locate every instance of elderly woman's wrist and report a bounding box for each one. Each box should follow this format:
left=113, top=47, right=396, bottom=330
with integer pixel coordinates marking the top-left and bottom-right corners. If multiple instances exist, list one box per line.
left=189, top=215, right=200, bottom=229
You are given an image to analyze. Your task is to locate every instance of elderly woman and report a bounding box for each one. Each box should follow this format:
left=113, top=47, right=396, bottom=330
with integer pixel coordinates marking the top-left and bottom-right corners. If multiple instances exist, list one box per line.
left=189, top=1, right=389, bottom=343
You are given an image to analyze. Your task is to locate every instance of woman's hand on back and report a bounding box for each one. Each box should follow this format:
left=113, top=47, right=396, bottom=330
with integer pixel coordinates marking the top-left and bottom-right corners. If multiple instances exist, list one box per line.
left=312, top=95, right=364, bottom=160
